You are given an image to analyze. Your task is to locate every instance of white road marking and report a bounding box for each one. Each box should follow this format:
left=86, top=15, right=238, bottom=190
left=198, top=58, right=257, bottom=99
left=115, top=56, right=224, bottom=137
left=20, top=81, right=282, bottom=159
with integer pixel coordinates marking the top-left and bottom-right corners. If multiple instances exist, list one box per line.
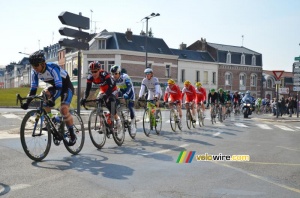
left=277, top=146, right=300, bottom=152
left=10, top=184, right=31, bottom=191
left=213, top=132, right=222, bottom=137
left=2, top=114, right=22, bottom=120
left=234, top=123, right=248, bottom=127
left=256, top=124, right=272, bottom=130
left=274, top=125, right=295, bottom=131
left=142, top=143, right=189, bottom=156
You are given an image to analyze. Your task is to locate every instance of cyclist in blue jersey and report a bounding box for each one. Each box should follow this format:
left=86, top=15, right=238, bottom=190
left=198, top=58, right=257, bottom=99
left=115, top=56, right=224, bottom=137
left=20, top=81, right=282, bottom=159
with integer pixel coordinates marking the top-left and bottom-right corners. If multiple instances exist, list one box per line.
left=20, top=51, right=77, bottom=146
left=110, top=65, right=136, bottom=134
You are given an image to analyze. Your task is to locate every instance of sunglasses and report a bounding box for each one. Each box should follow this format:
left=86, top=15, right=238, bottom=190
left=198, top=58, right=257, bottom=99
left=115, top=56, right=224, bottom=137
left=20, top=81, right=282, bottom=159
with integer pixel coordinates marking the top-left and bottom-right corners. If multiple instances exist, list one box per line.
left=145, top=72, right=151, bottom=75
left=91, top=70, right=98, bottom=74
left=112, top=73, right=119, bottom=75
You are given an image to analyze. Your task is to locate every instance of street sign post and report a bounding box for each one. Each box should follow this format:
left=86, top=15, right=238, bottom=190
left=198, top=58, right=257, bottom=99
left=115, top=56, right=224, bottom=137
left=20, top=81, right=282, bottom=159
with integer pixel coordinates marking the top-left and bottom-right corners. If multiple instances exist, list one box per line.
left=58, top=11, right=90, bottom=114
left=295, top=57, right=300, bottom=61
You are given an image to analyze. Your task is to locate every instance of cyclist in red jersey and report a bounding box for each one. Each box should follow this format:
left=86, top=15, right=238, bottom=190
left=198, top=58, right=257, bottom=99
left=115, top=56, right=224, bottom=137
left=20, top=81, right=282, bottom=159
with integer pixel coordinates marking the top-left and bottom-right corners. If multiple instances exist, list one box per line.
left=195, top=82, right=207, bottom=117
left=164, top=79, right=183, bottom=125
left=80, top=61, right=120, bottom=129
left=182, top=80, right=196, bottom=122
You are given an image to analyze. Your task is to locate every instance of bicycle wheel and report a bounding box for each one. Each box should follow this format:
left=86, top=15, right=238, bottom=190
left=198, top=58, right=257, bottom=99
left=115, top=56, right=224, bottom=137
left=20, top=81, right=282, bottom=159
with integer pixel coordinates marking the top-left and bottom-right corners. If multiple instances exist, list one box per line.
left=63, top=110, right=85, bottom=154
left=112, top=117, right=125, bottom=146
left=143, top=108, right=151, bottom=137
left=88, top=109, right=106, bottom=149
left=219, top=108, right=223, bottom=123
left=127, top=115, right=136, bottom=139
left=170, top=109, right=177, bottom=132
left=186, top=110, right=192, bottom=129
left=197, top=110, right=202, bottom=127
left=155, top=109, right=162, bottom=135
left=20, top=110, right=51, bottom=161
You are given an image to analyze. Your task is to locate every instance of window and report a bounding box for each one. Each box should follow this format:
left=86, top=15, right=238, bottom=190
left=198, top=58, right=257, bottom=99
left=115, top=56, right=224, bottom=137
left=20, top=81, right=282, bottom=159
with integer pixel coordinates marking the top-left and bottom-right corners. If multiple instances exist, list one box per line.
left=98, top=61, right=105, bottom=70
left=250, top=74, right=257, bottom=87
left=241, top=53, right=245, bottom=65
left=239, top=73, right=246, bottom=86
left=212, top=72, right=216, bottom=85
left=107, top=61, right=115, bottom=71
left=98, top=40, right=106, bottom=49
left=267, top=79, right=272, bottom=88
left=252, top=55, right=256, bottom=66
left=225, top=72, right=232, bottom=85
left=203, top=71, right=208, bottom=84
left=226, top=51, right=231, bottom=64
left=181, top=69, right=185, bottom=83
left=196, top=71, right=200, bottom=82
left=165, top=65, right=170, bottom=77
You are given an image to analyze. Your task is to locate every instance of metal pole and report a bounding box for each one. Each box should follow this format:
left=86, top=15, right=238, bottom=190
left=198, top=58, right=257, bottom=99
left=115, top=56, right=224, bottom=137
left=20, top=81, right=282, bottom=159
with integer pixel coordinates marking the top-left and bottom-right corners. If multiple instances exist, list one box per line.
left=276, top=84, right=279, bottom=118
left=77, top=12, right=83, bottom=115
left=145, top=18, right=148, bottom=68
left=297, top=91, right=299, bottom=118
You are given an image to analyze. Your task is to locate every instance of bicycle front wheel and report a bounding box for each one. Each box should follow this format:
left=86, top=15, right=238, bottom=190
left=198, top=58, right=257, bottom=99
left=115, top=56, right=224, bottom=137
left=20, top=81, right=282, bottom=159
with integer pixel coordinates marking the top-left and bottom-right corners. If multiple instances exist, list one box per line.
left=143, top=109, right=151, bottom=137
left=63, top=110, right=85, bottom=154
left=186, top=110, right=192, bottom=129
left=198, top=110, right=202, bottom=127
left=20, top=110, right=51, bottom=161
left=155, top=109, right=162, bottom=135
left=88, top=109, right=106, bottom=149
left=170, top=109, right=177, bottom=132
left=112, top=117, right=125, bottom=146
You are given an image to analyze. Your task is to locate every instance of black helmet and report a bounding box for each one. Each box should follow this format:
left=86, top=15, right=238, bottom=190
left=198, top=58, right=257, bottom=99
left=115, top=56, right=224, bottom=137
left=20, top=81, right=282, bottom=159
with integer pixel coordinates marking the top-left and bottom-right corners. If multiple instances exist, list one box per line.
left=29, top=50, right=45, bottom=66
left=89, top=61, right=102, bottom=70
left=110, top=65, right=121, bottom=73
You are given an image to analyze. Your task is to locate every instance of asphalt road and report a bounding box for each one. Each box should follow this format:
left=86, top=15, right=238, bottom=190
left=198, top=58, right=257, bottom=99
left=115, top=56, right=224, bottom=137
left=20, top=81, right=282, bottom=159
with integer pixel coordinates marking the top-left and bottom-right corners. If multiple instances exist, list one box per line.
left=0, top=109, right=299, bottom=198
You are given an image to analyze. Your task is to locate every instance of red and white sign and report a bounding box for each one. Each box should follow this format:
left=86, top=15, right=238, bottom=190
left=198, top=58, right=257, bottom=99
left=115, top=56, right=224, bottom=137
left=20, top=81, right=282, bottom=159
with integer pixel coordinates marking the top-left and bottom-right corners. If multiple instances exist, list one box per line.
left=279, top=88, right=289, bottom=94
left=272, top=70, right=284, bottom=80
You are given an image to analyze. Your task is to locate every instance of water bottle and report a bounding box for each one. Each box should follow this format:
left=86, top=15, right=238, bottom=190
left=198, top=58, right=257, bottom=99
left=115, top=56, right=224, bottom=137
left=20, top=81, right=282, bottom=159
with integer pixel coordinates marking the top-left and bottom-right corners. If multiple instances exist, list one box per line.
left=105, top=112, right=112, bottom=125
left=53, top=112, right=62, bottom=125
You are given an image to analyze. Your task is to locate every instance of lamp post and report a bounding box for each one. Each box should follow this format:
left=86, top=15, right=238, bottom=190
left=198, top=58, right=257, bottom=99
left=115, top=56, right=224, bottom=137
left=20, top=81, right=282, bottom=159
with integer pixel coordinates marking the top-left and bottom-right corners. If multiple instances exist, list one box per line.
left=142, top=13, right=160, bottom=68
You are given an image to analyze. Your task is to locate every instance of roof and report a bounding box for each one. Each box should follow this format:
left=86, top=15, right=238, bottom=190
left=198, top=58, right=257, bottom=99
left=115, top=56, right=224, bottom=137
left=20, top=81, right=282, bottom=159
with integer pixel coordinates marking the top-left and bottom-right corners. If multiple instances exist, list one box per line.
left=208, top=42, right=261, bottom=55
left=170, top=49, right=214, bottom=62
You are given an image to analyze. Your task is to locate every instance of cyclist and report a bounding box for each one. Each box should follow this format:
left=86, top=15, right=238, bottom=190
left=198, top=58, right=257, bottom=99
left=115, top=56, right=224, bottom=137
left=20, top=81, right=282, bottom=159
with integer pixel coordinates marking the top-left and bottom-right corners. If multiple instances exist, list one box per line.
left=181, top=80, right=196, bottom=122
left=218, top=88, right=226, bottom=116
left=80, top=61, right=120, bottom=132
left=233, top=91, right=241, bottom=114
left=195, top=82, right=206, bottom=118
left=225, top=90, right=232, bottom=115
left=164, top=79, right=183, bottom=126
left=207, top=88, right=219, bottom=117
left=110, top=65, right=136, bottom=134
left=255, top=97, right=262, bottom=113
left=20, top=50, right=77, bottom=146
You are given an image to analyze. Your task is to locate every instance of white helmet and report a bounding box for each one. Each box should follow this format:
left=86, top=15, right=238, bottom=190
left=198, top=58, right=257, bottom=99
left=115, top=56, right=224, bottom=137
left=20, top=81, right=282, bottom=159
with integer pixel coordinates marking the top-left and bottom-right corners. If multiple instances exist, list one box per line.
left=144, top=68, right=153, bottom=74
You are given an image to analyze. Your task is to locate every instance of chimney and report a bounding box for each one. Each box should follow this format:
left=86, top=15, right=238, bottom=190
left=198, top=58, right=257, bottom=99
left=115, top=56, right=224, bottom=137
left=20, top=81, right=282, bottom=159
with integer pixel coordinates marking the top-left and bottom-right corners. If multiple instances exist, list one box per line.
left=125, top=28, right=133, bottom=42
left=201, top=38, right=207, bottom=51
left=179, top=42, right=187, bottom=50
left=140, top=30, right=146, bottom=36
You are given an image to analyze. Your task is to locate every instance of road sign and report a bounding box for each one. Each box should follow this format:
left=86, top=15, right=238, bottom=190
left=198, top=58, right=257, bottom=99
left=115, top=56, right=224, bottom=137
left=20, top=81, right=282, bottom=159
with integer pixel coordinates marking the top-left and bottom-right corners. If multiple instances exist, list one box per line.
left=294, top=73, right=300, bottom=77
left=293, top=87, right=300, bottom=91
left=279, top=88, right=289, bottom=94
left=58, top=11, right=89, bottom=30
left=59, top=38, right=89, bottom=50
left=294, top=82, right=300, bottom=86
left=272, top=70, right=284, bottom=80
left=294, top=62, right=300, bottom=67
left=295, top=57, right=300, bottom=61
left=59, top=27, right=90, bottom=40
left=294, top=68, right=300, bottom=73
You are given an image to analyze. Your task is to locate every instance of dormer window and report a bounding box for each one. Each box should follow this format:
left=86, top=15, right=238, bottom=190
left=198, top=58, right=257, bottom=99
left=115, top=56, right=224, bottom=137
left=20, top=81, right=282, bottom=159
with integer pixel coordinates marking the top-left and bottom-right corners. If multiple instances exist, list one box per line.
left=252, top=54, right=256, bottom=66
left=241, top=53, right=245, bottom=65
left=98, top=40, right=106, bottom=49
left=226, top=51, right=231, bottom=64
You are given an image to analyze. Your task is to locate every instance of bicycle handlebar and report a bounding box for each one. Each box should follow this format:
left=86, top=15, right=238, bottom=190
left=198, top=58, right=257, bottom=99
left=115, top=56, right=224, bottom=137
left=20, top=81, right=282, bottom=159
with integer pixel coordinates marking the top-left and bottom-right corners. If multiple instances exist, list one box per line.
left=16, top=92, right=46, bottom=106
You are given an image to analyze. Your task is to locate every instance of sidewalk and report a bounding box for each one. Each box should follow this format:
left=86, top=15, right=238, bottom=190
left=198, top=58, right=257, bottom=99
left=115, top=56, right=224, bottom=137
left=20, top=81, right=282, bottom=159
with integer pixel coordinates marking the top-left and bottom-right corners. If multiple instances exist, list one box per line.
left=254, top=113, right=300, bottom=122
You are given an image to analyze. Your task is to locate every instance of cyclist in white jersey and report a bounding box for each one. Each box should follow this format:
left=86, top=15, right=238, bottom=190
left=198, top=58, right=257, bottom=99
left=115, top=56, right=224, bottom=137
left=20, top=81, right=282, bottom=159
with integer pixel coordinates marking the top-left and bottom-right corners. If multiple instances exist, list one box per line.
left=138, top=68, right=161, bottom=108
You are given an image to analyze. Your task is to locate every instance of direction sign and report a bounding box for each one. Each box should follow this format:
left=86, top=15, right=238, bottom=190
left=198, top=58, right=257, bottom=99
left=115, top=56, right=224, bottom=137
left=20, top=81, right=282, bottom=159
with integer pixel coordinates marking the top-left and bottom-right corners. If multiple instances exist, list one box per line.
left=59, top=27, right=90, bottom=40
left=293, top=87, right=300, bottom=91
left=294, top=68, right=300, bottom=73
left=294, top=78, right=300, bottom=82
left=294, top=73, right=300, bottom=77
left=294, top=82, right=300, bottom=86
left=58, top=11, right=90, bottom=30
left=295, top=57, right=300, bottom=61
left=275, top=81, right=281, bottom=84
left=272, top=70, right=284, bottom=80
left=59, top=38, right=89, bottom=50
left=293, top=62, right=300, bottom=67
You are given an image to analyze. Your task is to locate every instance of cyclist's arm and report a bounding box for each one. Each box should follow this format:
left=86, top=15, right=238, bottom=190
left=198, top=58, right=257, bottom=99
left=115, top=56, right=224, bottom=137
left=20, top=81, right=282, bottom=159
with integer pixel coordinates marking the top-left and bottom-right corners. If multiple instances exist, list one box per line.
left=104, top=74, right=115, bottom=97
left=138, top=84, right=146, bottom=98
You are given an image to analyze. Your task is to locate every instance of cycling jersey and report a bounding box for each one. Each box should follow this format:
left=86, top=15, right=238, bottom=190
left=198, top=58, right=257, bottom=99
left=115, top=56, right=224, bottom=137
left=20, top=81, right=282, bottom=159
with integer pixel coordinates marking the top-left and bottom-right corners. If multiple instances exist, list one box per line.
left=233, top=94, right=240, bottom=103
left=208, top=92, right=219, bottom=104
left=114, top=73, right=135, bottom=100
left=195, top=87, right=206, bottom=104
left=84, top=70, right=118, bottom=99
left=139, top=77, right=161, bottom=100
left=182, top=85, right=196, bottom=103
left=219, top=93, right=226, bottom=104
left=164, top=84, right=182, bottom=102
left=30, top=62, right=74, bottom=104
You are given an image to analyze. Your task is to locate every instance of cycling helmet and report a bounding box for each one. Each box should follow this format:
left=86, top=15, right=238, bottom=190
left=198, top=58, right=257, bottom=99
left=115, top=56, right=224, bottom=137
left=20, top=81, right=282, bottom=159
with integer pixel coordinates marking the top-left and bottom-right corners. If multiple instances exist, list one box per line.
left=144, top=68, right=153, bottom=74
left=246, top=90, right=250, bottom=95
left=89, top=61, right=101, bottom=70
left=195, top=82, right=202, bottom=87
left=184, top=80, right=191, bottom=85
left=29, top=50, right=45, bottom=66
left=168, top=79, right=175, bottom=84
left=219, top=88, right=223, bottom=92
left=110, top=65, right=121, bottom=73
left=210, top=88, right=215, bottom=92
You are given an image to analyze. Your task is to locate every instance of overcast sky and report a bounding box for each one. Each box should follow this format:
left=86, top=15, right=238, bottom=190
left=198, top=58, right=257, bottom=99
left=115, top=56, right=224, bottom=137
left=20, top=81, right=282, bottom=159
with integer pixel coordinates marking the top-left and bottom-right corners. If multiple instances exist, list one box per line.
left=1, top=0, right=299, bottom=71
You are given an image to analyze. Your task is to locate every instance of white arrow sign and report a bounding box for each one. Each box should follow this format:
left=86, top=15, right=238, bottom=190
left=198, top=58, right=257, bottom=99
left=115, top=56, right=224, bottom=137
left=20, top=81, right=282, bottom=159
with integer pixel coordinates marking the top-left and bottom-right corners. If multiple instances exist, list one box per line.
left=293, top=87, right=300, bottom=91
